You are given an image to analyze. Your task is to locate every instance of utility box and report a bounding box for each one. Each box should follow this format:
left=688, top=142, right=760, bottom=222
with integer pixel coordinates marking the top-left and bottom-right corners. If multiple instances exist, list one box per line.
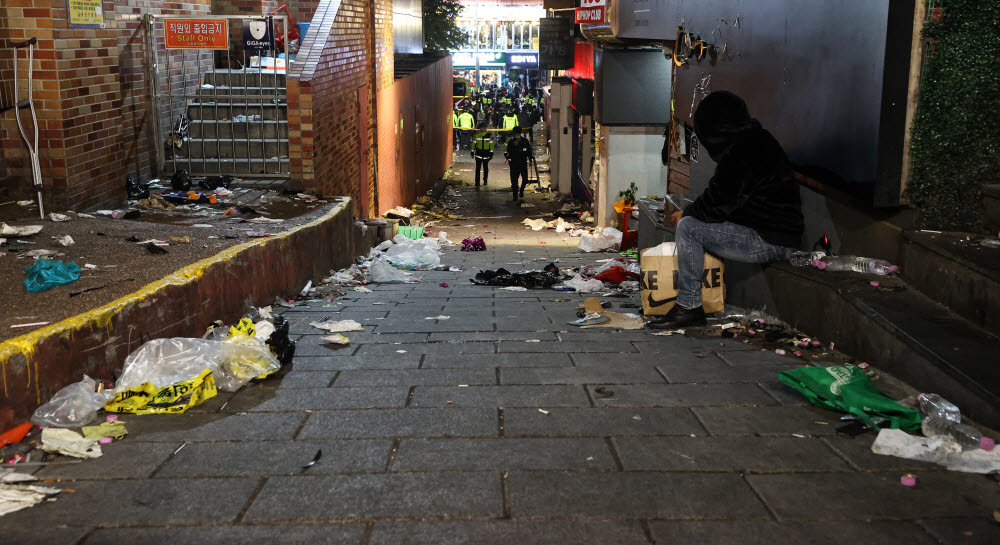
left=549, top=77, right=573, bottom=195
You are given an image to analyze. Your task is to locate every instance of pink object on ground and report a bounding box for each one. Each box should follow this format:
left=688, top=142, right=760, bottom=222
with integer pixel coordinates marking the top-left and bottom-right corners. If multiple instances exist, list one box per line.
left=106, top=415, right=118, bottom=422
left=440, top=282, right=449, bottom=288
left=900, top=474, right=917, bottom=486
left=870, top=281, right=880, bottom=287
left=99, top=437, right=113, bottom=444
left=981, top=437, right=996, bottom=451
left=775, top=349, right=786, bottom=355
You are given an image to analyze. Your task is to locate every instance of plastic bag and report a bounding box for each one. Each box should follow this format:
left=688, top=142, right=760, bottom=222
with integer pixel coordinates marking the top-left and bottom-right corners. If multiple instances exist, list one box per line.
left=106, top=367, right=217, bottom=415
left=24, top=258, right=81, bottom=292
left=565, top=274, right=604, bottom=293
left=384, top=238, right=442, bottom=270
left=113, top=337, right=279, bottom=394
left=778, top=366, right=922, bottom=431
left=578, top=227, right=622, bottom=253
left=473, top=263, right=561, bottom=288
left=31, top=375, right=110, bottom=428
left=368, top=257, right=414, bottom=283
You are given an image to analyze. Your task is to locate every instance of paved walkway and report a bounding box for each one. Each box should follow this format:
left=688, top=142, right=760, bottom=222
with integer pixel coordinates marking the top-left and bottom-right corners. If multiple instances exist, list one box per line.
left=4, top=156, right=997, bottom=544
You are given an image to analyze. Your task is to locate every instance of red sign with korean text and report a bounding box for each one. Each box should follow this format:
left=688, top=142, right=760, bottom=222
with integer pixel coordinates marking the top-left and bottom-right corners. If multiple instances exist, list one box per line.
left=165, top=19, right=228, bottom=49
left=574, top=6, right=605, bottom=24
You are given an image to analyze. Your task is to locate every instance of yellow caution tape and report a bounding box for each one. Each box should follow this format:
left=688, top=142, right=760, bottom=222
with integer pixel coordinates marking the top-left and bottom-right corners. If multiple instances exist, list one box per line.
left=104, top=368, right=217, bottom=414
left=228, top=317, right=256, bottom=339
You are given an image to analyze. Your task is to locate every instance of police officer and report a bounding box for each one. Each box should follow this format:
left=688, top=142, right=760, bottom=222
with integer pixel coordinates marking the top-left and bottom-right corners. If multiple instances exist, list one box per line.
left=452, top=108, right=461, bottom=151
left=471, top=122, right=494, bottom=188
left=505, top=126, right=533, bottom=202
left=458, top=108, right=475, bottom=150
left=501, top=109, right=519, bottom=143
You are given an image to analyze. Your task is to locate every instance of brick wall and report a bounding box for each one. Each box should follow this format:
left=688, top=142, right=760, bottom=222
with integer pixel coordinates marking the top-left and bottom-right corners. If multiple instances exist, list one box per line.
left=0, top=0, right=215, bottom=211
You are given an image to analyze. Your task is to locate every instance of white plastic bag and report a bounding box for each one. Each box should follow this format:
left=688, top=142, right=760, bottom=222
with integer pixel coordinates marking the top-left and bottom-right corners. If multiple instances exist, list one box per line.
left=565, top=274, right=603, bottom=293
left=578, top=227, right=623, bottom=252
left=31, top=375, right=110, bottom=428
left=114, top=337, right=280, bottom=394
left=368, top=257, right=414, bottom=283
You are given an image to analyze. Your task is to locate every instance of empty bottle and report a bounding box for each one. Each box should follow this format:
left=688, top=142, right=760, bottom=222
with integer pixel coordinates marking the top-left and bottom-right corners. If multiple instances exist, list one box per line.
left=921, top=417, right=995, bottom=451
left=812, top=255, right=898, bottom=275
left=917, top=393, right=961, bottom=423
left=789, top=251, right=825, bottom=267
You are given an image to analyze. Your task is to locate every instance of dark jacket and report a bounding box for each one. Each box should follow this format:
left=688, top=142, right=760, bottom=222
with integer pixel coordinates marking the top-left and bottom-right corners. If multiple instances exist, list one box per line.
left=684, top=91, right=804, bottom=248
left=505, top=136, right=533, bottom=167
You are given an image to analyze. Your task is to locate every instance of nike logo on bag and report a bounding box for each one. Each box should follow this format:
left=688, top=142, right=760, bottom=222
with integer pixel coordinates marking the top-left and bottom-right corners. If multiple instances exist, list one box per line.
left=647, top=293, right=677, bottom=307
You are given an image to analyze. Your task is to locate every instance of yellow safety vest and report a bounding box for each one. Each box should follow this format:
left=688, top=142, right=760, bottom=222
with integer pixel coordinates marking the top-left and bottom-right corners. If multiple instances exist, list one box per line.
left=459, top=112, right=475, bottom=128
left=502, top=115, right=518, bottom=130
left=473, top=132, right=494, bottom=153
left=453, top=112, right=459, bottom=128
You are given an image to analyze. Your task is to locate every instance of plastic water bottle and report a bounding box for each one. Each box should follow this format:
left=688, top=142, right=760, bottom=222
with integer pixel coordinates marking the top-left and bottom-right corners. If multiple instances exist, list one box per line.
left=812, top=255, right=898, bottom=275
left=921, top=417, right=995, bottom=451
left=917, top=393, right=961, bottom=423
left=789, top=251, right=825, bottom=267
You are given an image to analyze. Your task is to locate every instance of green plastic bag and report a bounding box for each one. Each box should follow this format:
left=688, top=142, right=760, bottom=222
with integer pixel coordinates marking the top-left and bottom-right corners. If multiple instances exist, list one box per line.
left=24, top=258, right=81, bottom=292
left=778, top=366, right=922, bottom=431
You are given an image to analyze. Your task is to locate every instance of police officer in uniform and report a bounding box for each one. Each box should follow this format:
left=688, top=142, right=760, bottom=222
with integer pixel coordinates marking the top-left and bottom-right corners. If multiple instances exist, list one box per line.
left=471, top=122, right=494, bottom=188
left=458, top=109, right=475, bottom=150
left=505, top=126, right=533, bottom=202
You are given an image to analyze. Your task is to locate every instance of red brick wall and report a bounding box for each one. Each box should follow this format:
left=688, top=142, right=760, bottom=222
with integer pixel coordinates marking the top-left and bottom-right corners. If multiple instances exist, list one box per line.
left=377, top=54, right=453, bottom=215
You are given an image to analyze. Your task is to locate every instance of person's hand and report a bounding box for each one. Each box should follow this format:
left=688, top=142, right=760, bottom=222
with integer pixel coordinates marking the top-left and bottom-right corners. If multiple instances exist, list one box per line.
left=670, top=210, right=683, bottom=226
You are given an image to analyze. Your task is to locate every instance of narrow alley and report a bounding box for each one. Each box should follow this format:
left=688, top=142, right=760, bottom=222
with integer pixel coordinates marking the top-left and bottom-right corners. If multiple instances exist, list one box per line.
left=1, top=156, right=996, bottom=545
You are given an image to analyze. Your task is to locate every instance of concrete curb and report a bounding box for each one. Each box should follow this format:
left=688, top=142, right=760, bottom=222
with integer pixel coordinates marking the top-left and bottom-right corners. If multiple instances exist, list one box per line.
left=0, top=199, right=382, bottom=429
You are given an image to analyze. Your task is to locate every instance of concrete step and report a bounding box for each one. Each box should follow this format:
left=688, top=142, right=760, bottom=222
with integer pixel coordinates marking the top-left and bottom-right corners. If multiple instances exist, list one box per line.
left=899, top=230, right=1000, bottom=336
left=187, top=102, right=286, bottom=121
left=204, top=70, right=285, bottom=88
left=182, top=138, right=288, bottom=159
left=188, top=119, right=288, bottom=139
left=163, top=157, right=289, bottom=176
left=983, top=184, right=1000, bottom=234
left=197, top=86, right=287, bottom=99
left=764, top=263, right=1000, bottom=429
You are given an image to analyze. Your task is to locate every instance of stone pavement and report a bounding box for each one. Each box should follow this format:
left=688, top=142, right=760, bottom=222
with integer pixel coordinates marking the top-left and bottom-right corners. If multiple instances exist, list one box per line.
left=3, top=156, right=997, bottom=544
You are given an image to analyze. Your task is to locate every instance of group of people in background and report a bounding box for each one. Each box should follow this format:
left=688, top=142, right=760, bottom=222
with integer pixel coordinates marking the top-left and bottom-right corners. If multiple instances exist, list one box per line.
left=452, top=83, right=542, bottom=202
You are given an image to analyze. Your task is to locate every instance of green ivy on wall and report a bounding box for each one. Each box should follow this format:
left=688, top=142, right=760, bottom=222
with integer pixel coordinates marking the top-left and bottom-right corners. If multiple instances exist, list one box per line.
left=906, top=0, right=1000, bottom=231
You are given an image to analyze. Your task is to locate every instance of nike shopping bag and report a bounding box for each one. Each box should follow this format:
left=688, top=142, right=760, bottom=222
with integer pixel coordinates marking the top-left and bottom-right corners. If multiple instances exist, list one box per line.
left=640, top=242, right=725, bottom=316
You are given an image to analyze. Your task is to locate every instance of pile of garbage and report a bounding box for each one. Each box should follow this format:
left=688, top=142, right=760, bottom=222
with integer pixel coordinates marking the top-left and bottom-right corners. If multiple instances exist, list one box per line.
left=470, top=253, right=641, bottom=295
left=578, top=227, right=624, bottom=253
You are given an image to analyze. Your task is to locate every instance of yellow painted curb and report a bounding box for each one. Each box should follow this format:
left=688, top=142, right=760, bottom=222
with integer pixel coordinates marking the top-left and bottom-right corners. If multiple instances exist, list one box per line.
left=0, top=199, right=350, bottom=401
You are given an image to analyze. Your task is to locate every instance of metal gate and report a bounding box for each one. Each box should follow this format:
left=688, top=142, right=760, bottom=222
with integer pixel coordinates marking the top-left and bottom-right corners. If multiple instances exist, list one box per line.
left=145, top=14, right=290, bottom=178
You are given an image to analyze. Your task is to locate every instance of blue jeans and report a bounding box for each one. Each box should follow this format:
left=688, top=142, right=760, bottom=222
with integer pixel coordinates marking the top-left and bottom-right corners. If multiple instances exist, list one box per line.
left=675, top=216, right=791, bottom=309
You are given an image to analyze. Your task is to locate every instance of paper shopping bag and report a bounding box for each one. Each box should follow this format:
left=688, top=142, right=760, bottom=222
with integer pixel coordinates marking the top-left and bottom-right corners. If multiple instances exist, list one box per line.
left=640, top=242, right=725, bottom=316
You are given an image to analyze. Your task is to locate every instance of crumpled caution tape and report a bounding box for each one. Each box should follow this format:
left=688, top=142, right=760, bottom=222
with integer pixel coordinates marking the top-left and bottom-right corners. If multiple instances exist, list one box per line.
left=229, top=317, right=256, bottom=338
left=104, top=368, right=217, bottom=414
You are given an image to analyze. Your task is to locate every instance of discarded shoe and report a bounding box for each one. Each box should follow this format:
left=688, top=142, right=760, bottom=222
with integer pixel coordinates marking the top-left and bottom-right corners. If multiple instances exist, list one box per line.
left=647, top=304, right=707, bottom=329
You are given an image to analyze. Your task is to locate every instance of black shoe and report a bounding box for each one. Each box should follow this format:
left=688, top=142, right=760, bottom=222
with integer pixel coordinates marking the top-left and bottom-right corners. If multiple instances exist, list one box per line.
left=647, top=304, right=707, bottom=329
left=519, top=191, right=524, bottom=198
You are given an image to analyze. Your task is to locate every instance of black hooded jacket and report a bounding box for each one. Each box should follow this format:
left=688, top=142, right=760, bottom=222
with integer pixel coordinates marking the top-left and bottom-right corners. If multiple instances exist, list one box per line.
left=684, top=91, right=804, bottom=248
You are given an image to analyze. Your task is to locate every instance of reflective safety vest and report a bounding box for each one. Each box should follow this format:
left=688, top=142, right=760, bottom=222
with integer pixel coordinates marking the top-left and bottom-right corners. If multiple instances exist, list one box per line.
left=502, top=115, right=518, bottom=130
left=502, top=97, right=512, bottom=106
left=472, top=131, right=494, bottom=156
left=483, top=97, right=492, bottom=105
left=459, top=112, right=475, bottom=129
left=453, top=112, right=460, bottom=128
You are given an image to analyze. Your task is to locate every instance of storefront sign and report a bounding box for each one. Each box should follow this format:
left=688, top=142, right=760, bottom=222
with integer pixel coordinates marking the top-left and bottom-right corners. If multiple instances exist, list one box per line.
left=242, top=18, right=274, bottom=51
left=67, top=0, right=104, bottom=28
left=506, top=53, right=539, bottom=68
left=165, top=19, right=229, bottom=50
left=539, top=17, right=574, bottom=70
left=575, top=0, right=606, bottom=24
left=453, top=51, right=504, bottom=67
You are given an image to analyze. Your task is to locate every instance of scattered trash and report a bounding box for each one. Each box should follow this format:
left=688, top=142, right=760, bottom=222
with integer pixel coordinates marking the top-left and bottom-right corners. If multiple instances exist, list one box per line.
left=473, top=263, right=561, bottom=289
left=321, top=334, right=351, bottom=345
left=499, top=286, right=527, bottom=292
left=564, top=274, right=603, bottom=293
left=169, top=236, right=192, bottom=244
left=578, top=227, right=623, bottom=253
left=1, top=223, right=43, bottom=236
left=247, top=217, right=284, bottom=224
left=355, top=286, right=373, bottom=293
left=48, top=213, right=70, bottom=222
left=386, top=206, right=415, bottom=218
left=300, top=280, right=313, bottom=296
left=594, top=386, right=614, bottom=398
left=40, top=428, right=102, bottom=459
left=872, top=429, right=1000, bottom=474
left=572, top=313, right=610, bottom=326
left=144, top=242, right=168, bottom=255
left=0, top=473, right=61, bottom=517
left=56, top=235, right=74, bottom=247
left=775, top=349, right=786, bottom=355
left=0, top=423, right=33, bottom=448
left=302, top=449, right=322, bottom=470
left=24, top=258, right=81, bottom=292
left=81, top=421, right=128, bottom=441
left=425, top=315, right=451, bottom=320
left=440, top=282, right=449, bottom=288
left=538, top=409, right=550, bottom=415
left=310, top=319, right=364, bottom=333
left=652, top=329, right=685, bottom=336
left=869, top=281, right=880, bottom=287
left=899, top=473, right=917, bottom=486
left=31, top=375, right=110, bottom=428
left=778, top=366, right=922, bottom=431
left=461, top=237, right=486, bottom=251
left=10, top=321, right=49, bottom=329
left=135, top=196, right=176, bottom=210
left=813, top=256, right=898, bottom=275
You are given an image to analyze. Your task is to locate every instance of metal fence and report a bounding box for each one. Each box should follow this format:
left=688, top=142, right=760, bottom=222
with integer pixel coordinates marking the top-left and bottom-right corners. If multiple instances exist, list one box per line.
left=146, top=14, right=290, bottom=178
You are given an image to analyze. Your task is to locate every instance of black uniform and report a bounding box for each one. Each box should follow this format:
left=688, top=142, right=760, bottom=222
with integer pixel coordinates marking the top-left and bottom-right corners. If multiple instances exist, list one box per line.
left=505, top=135, right=533, bottom=200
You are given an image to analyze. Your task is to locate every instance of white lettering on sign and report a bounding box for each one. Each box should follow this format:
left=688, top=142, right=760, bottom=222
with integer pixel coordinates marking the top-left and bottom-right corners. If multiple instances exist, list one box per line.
left=574, top=6, right=605, bottom=24
left=580, top=0, right=606, bottom=7
left=509, top=54, right=537, bottom=64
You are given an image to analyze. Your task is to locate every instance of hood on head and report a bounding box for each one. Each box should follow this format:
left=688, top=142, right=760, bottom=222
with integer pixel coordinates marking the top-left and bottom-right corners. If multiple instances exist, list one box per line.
left=693, top=91, right=759, bottom=162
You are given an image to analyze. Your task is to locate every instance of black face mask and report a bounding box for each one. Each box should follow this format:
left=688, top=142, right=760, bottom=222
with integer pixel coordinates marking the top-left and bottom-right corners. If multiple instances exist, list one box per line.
left=693, top=91, right=759, bottom=162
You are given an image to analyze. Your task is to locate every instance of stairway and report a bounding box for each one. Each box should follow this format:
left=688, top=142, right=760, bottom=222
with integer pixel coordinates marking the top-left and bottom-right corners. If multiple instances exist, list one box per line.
left=165, top=69, right=290, bottom=176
